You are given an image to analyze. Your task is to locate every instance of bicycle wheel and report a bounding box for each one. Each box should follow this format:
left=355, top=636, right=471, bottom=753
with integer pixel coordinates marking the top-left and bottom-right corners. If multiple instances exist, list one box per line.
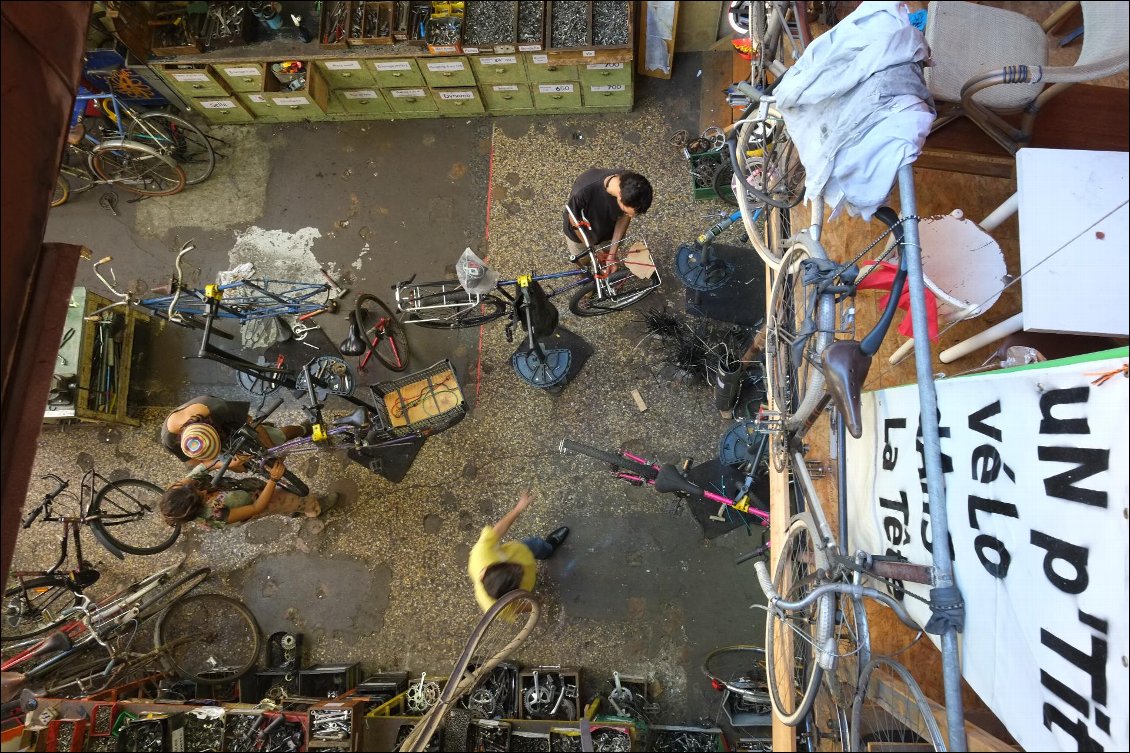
left=90, top=140, right=186, bottom=197
left=850, top=657, right=945, bottom=752
left=52, top=175, right=69, bottom=207
left=1, top=577, right=79, bottom=643
left=400, top=590, right=540, bottom=752
left=701, top=645, right=772, bottom=727
left=356, top=293, right=411, bottom=372
left=748, top=135, right=805, bottom=210
left=712, top=160, right=739, bottom=206
left=90, top=479, right=180, bottom=556
left=766, top=237, right=833, bottom=459
left=407, top=296, right=507, bottom=329
left=154, top=594, right=260, bottom=684
left=765, top=516, right=829, bottom=726
left=559, top=439, right=659, bottom=481
left=802, top=676, right=849, bottom=751
left=568, top=270, right=659, bottom=316
left=126, top=112, right=216, bottom=185
left=133, top=567, right=212, bottom=624
left=246, top=461, right=310, bottom=498
left=236, top=362, right=286, bottom=398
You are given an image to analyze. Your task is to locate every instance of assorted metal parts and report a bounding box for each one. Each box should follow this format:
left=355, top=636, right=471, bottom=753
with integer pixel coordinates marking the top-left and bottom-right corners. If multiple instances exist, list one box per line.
left=202, top=2, right=249, bottom=48
left=550, top=1, right=589, bottom=48
left=521, top=670, right=578, bottom=720
left=182, top=710, right=226, bottom=752
left=323, top=1, right=350, bottom=43
left=591, top=728, right=632, bottom=752
left=517, top=0, right=544, bottom=44
left=651, top=727, right=724, bottom=752
left=311, top=709, right=352, bottom=741
left=405, top=673, right=442, bottom=714
left=460, top=662, right=518, bottom=718
left=470, top=719, right=511, bottom=752
left=463, top=1, right=518, bottom=47
left=591, top=0, right=630, bottom=46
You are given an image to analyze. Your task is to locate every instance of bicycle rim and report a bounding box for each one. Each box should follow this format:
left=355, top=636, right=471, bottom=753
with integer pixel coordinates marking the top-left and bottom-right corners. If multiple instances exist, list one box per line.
left=400, top=590, right=540, bottom=752
left=802, top=676, right=849, bottom=751
left=91, top=478, right=180, bottom=555
left=127, top=113, right=216, bottom=185
left=134, top=567, right=211, bottom=623
left=850, top=657, right=946, bottom=751
left=1, top=578, right=78, bottom=643
left=701, top=645, right=771, bottom=726
left=52, top=174, right=70, bottom=207
left=154, top=594, right=260, bottom=684
left=407, top=296, right=507, bottom=329
left=765, top=517, right=827, bottom=725
left=90, top=140, right=186, bottom=196
left=356, top=293, right=411, bottom=372
left=568, top=270, right=658, bottom=316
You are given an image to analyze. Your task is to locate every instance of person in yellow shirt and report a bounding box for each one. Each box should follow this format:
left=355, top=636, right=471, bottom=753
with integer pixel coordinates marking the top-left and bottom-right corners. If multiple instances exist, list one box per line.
left=467, top=490, right=569, bottom=612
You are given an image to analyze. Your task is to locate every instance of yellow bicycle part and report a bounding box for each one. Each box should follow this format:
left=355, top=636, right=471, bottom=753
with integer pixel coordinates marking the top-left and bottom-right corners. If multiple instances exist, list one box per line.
left=517, top=274, right=531, bottom=288
left=205, top=284, right=223, bottom=300
left=311, top=424, right=328, bottom=443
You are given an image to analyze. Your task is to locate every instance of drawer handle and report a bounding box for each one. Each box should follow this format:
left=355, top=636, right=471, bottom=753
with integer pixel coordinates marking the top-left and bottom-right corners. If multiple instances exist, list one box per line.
left=494, top=67, right=505, bottom=73
left=289, top=105, right=300, bottom=110
left=546, top=66, right=558, bottom=72
left=551, top=94, right=563, bottom=100
left=192, top=84, right=205, bottom=89
left=502, top=95, right=513, bottom=100
left=242, top=77, right=254, bottom=83
left=442, top=72, right=453, bottom=77
left=601, top=71, right=611, bottom=76
left=405, top=97, right=417, bottom=103
left=392, top=72, right=403, bottom=77
left=342, top=72, right=352, bottom=77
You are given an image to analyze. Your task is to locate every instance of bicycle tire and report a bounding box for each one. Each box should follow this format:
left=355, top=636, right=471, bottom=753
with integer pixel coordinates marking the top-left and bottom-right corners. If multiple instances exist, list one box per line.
left=568, top=270, right=659, bottom=317
left=802, top=676, right=849, bottom=751
left=90, top=479, right=180, bottom=556
left=850, top=657, right=946, bottom=752
left=559, top=439, right=659, bottom=481
left=747, top=136, right=806, bottom=211
left=244, top=462, right=310, bottom=498
left=701, top=646, right=770, bottom=710
left=154, top=594, right=261, bottom=684
left=89, top=140, right=186, bottom=197
left=712, top=160, right=740, bottom=206
left=133, top=567, right=212, bottom=624
left=1, top=577, right=80, bottom=643
left=52, top=174, right=70, bottom=207
left=355, top=293, right=411, bottom=372
left=407, top=296, right=507, bottom=329
left=766, top=238, right=833, bottom=456
left=765, top=516, right=829, bottom=726
left=126, top=112, right=216, bottom=185
left=400, top=590, right=540, bottom=752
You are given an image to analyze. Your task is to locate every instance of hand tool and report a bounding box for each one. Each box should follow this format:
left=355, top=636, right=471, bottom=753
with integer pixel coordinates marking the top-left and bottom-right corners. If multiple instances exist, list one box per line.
left=319, top=266, right=349, bottom=299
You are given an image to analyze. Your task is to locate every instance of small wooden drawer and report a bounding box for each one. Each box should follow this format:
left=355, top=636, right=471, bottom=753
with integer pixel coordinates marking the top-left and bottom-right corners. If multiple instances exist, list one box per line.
left=194, top=96, right=255, bottom=124
left=237, top=92, right=276, bottom=118
left=483, top=83, right=534, bottom=110
left=371, top=58, right=426, bottom=87
left=335, top=88, right=393, bottom=114
left=580, top=61, right=631, bottom=86
left=161, top=65, right=228, bottom=98
left=264, top=94, right=325, bottom=120
left=434, top=87, right=486, bottom=115
left=316, top=59, right=377, bottom=88
left=582, top=81, right=631, bottom=107
left=524, top=53, right=577, bottom=82
left=532, top=81, right=581, bottom=108
left=214, top=63, right=266, bottom=93
left=420, top=57, right=476, bottom=88
left=384, top=87, right=440, bottom=113
left=469, top=54, right=526, bottom=84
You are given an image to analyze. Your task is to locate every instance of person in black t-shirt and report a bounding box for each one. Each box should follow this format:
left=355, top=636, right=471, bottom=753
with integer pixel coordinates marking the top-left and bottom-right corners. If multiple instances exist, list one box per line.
left=562, top=168, right=653, bottom=268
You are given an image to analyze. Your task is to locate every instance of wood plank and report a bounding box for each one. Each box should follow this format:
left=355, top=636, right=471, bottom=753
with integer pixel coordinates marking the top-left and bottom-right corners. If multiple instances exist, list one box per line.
left=698, top=51, right=733, bottom=133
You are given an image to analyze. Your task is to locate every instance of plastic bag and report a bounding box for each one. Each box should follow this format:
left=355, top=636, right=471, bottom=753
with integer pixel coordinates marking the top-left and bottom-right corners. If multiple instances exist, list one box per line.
left=456, top=248, right=499, bottom=294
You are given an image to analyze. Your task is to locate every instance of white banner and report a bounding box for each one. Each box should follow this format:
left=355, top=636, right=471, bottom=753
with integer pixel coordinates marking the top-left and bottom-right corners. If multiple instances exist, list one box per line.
left=847, top=352, right=1129, bottom=752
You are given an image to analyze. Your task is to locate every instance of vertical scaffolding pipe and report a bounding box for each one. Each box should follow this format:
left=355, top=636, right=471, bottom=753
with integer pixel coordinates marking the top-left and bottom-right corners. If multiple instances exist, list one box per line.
left=898, top=164, right=968, bottom=751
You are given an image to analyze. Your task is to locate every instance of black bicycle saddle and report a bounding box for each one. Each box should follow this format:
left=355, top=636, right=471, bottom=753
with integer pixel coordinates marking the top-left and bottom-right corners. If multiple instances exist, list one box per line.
left=332, top=407, right=369, bottom=428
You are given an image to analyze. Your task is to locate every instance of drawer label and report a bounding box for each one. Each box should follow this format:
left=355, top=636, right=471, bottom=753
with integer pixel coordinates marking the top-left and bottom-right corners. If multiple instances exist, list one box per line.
left=430, top=45, right=459, bottom=53
left=531, top=54, right=549, bottom=64
left=172, top=72, right=210, bottom=82
left=480, top=56, right=517, bottom=66
left=587, top=63, right=624, bottom=70
left=463, top=46, right=480, bottom=54
left=391, top=89, right=426, bottom=98
left=200, top=100, right=236, bottom=109
left=590, top=84, right=626, bottom=93
left=375, top=61, right=412, bottom=71
left=427, top=61, right=465, bottom=72
left=492, top=85, right=520, bottom=92
left=274, top=96, right=310, bottom=106
left=342, top=90, right=378, bottom=99
left=518, top=44, right=542, bottom=52
left=222, top=66, right=260, bottom=76
left=582, top=50, right=596, bottom=57
left=248, top=94, right=267, bottom=103
left=539, top=83, right=574, bottom=94
left=439, top=90, right=475, bottom=100
left=325, top=60, right=363, bottom=70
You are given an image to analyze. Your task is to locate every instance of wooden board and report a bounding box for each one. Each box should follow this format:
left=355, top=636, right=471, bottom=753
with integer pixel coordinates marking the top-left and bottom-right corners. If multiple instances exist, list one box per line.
left=637, top=1, right=678, bottom=79
left=383, top=367, right=463, bottom=428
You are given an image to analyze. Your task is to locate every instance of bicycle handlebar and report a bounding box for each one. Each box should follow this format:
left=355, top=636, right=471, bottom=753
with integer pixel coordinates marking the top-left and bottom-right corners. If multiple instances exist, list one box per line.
left=91, top=256, right=127, bottom=302
left=22, top=476, right=69, bottom=528
left=568, top=246, right=596, bottom=265
left=167, top=241, right=196, bottom=322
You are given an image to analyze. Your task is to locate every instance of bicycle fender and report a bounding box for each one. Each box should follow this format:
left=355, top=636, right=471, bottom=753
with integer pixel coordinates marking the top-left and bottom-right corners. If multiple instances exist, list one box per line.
left=88, top=524, right=126, bottom=560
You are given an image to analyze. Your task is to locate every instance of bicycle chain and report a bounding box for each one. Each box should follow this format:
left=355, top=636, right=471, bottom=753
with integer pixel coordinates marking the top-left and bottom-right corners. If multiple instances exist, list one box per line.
left=832, top=215, right=923, bottom=288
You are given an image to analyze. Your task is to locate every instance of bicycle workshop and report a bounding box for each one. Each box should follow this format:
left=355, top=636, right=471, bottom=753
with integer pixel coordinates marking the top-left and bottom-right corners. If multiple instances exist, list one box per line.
left=2, top=1, right=1127, bottom=751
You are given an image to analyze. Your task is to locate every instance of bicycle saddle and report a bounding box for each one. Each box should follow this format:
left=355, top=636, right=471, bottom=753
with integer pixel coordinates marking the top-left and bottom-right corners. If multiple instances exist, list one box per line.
left=823, top=340, right=871, bottom=440
left=30, top=631, right=73, bottom=657
left=332, top=407, right=369, bottom=428
left=653, top=464, right=704, bottom=498
left=338, top=314, right=365, bottom=357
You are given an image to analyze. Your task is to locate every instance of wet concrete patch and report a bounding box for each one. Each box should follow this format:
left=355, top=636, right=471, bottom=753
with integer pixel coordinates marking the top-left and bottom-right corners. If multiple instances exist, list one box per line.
left=242, top=553, right=391, bottom=638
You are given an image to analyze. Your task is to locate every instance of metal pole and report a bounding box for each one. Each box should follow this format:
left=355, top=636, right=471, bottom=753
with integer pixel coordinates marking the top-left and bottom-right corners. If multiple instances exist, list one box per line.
left=898, top=163, right=968, bottom=751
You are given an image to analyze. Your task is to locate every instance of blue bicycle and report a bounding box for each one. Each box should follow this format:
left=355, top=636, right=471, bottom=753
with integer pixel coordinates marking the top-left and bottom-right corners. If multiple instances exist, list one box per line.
left=393, top=237, right=661, bottom=328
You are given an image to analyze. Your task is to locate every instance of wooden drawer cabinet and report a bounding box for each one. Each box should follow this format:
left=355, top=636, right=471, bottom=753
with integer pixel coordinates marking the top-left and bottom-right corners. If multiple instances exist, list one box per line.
left=214, top=63, right=266, bottom=92
left=524, top=53, right=578, bottom=82
left=582, top=82, right=632, bottom=108
left=385, top=87, right=440, bottom=113
left=420, top=57, right=476, bottom=88
left=580, top=62, right=631, bottom=86
left=161, top=65, right=227, bottom=98
left=470, top=54, right=526, bottom=84
left=194, top=96, right=255, bottom=123
left=483, top=83, right=533, bottom=110
left=532, top=81, right=581, bottom=109
left=371, top=59, right=426, bottom=87
left=316, top=59, right=376, bottom=88
left=434, top=88, right=486, bottom=115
